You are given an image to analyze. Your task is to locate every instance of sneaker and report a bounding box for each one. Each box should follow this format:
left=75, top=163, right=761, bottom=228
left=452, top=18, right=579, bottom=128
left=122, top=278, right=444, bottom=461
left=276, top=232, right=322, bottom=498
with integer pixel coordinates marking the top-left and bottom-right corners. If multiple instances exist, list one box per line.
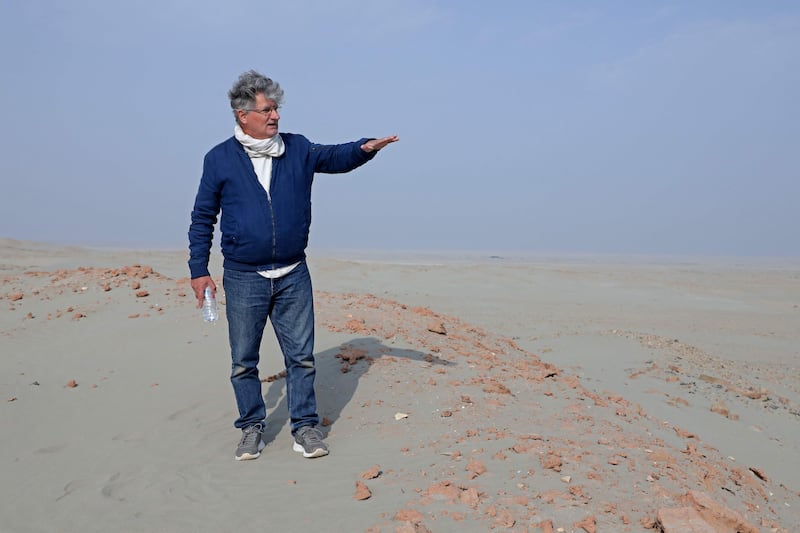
left=235, top=423, right=265, bottom=461
left=292, top=426, right=329, bottom=458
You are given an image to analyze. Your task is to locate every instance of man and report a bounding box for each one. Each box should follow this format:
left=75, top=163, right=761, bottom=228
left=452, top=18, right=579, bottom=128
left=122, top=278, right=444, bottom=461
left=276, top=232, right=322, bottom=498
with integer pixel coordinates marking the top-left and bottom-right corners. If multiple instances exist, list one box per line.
left=188, top=70, right=398, bottom=461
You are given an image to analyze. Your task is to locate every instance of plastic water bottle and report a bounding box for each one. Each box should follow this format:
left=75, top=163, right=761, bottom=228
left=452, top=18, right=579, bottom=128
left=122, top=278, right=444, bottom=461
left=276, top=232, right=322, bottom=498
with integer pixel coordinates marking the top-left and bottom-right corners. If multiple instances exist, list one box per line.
left=202, top=287, right=218, bottom=323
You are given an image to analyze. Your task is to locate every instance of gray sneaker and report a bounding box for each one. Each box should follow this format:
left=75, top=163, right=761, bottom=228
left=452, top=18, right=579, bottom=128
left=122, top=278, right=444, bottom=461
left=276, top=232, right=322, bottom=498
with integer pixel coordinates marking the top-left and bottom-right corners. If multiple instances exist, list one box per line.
left=292, top=426, right=329, bottom=458
left=235, top=423, right=265, bottom=461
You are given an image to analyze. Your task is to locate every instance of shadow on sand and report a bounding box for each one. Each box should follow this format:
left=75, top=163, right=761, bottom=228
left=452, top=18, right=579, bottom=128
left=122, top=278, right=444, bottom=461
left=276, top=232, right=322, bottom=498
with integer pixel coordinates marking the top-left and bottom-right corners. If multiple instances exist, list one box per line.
left=260, top=336, right=453, bottom=445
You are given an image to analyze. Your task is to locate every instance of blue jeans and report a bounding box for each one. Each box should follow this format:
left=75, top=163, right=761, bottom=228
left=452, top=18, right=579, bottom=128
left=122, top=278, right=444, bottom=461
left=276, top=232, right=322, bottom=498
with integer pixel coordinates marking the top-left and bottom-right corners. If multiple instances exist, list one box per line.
left=223, top=263, right=319, bottom=433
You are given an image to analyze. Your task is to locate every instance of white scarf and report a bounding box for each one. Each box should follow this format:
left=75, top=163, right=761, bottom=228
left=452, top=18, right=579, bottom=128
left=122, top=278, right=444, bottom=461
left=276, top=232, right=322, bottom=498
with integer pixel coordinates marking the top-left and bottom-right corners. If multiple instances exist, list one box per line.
left=234, top=124, right=285, bottom=158
left=234, top=124, right=285, bottom=198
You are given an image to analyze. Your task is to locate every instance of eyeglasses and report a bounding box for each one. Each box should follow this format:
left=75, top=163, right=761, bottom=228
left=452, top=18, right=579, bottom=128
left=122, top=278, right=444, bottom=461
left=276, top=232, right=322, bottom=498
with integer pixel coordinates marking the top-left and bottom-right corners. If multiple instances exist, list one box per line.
left=245, top=105, right=280, bottom=116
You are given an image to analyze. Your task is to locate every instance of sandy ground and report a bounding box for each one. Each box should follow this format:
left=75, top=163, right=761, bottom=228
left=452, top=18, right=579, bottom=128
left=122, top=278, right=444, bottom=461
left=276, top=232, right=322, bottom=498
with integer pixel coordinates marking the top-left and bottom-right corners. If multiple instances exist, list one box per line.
left=1, top=238, right=798, bottom=532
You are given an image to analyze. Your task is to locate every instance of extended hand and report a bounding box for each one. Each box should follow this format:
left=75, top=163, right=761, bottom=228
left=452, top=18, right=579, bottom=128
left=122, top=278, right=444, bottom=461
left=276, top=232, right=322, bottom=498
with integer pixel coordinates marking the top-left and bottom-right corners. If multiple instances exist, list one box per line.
left=361, top=135, right=399, bottom=153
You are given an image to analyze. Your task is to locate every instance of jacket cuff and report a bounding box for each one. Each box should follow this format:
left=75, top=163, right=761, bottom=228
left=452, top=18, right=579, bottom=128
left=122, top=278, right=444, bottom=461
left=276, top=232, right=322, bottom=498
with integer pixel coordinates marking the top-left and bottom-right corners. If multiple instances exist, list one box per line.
left=189, top=263, right=210, bottom=279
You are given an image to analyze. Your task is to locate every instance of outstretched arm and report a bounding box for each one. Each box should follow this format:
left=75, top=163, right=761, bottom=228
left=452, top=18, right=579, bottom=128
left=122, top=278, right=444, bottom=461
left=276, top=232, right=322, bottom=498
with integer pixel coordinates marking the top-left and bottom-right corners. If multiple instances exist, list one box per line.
left=312, top=135, right=400, bottom=174
left=361, top=135, right=400, bottom=153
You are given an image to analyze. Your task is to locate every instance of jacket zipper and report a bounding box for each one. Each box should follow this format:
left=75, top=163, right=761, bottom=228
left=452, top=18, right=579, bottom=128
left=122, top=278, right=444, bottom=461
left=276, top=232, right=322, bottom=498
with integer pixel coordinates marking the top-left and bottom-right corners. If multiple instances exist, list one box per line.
left=268, top=159, right=278, bottom=265
left=267, top=191, right=276, bottom=265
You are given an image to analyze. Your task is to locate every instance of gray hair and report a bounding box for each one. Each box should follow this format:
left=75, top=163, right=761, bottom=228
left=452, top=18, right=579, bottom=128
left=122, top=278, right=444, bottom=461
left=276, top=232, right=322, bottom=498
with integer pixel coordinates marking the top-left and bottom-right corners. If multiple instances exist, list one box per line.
left=228, top=70, right=284, bottom=123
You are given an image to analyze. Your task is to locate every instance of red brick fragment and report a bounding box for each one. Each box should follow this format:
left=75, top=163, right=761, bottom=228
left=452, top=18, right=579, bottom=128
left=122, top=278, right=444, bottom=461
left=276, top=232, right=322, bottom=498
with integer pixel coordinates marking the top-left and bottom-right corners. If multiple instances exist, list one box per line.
left=427, top=321, right=447, bottom=335
left=466, top=459, right=487, bottom=479
left=394, top=508, right=424, bottom=523
left=353, top=481, right=371, bottom=500
left=360, top=465, right=381, bottom=479
left=575, top=514, right=596, bottom=533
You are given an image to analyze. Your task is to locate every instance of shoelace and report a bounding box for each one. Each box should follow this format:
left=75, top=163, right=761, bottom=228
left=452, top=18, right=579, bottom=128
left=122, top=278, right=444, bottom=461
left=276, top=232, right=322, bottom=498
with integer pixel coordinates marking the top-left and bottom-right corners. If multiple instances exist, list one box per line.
left=239, top=424, right=263, bottom=446
left=297, top=426, right=322, bottom=443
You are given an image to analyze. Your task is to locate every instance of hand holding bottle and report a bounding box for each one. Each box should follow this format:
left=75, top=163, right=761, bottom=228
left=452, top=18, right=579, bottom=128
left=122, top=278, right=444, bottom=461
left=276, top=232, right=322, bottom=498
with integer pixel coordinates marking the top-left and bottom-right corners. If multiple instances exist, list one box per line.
left=191, top=276, right=218, bottom=323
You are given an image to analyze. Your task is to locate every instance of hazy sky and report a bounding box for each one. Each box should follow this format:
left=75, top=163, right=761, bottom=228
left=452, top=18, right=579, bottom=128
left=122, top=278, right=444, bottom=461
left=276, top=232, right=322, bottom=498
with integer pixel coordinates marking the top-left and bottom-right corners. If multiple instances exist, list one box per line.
left=1, top=1, right=798, bottom=256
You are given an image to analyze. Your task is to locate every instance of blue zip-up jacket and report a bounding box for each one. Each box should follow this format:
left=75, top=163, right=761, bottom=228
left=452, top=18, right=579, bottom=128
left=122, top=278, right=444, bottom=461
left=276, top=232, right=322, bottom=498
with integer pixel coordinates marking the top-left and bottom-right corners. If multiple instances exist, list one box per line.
left=188, top=133, right=376, bottom=279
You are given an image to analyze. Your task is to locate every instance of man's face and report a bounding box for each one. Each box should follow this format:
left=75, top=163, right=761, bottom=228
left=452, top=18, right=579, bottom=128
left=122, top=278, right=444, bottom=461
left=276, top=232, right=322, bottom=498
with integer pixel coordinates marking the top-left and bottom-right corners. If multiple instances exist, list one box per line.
left=238, top=93, right=280, bottom=139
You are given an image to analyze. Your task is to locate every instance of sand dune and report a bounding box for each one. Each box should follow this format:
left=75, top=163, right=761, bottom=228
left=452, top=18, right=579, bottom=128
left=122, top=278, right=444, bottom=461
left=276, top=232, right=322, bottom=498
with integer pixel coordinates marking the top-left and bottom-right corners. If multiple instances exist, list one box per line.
left=1, top=239, right=798, bottom=532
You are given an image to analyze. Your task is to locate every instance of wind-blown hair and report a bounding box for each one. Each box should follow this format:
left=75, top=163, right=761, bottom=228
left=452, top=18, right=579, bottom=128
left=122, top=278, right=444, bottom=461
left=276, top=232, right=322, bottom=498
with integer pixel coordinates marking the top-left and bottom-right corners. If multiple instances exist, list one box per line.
left=228, top=70, right=284, bottom=123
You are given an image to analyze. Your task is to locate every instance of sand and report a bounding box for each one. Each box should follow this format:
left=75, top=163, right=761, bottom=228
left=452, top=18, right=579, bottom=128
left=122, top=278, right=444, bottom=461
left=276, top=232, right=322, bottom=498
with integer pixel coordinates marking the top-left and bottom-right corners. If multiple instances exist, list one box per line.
left=1, top=238, right=798, bottom=532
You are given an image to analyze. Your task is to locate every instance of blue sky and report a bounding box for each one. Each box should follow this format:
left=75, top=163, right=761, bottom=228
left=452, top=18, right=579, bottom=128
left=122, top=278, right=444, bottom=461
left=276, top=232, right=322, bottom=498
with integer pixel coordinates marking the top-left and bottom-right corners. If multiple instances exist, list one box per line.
left=1, top=1, right=798, bottom=256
